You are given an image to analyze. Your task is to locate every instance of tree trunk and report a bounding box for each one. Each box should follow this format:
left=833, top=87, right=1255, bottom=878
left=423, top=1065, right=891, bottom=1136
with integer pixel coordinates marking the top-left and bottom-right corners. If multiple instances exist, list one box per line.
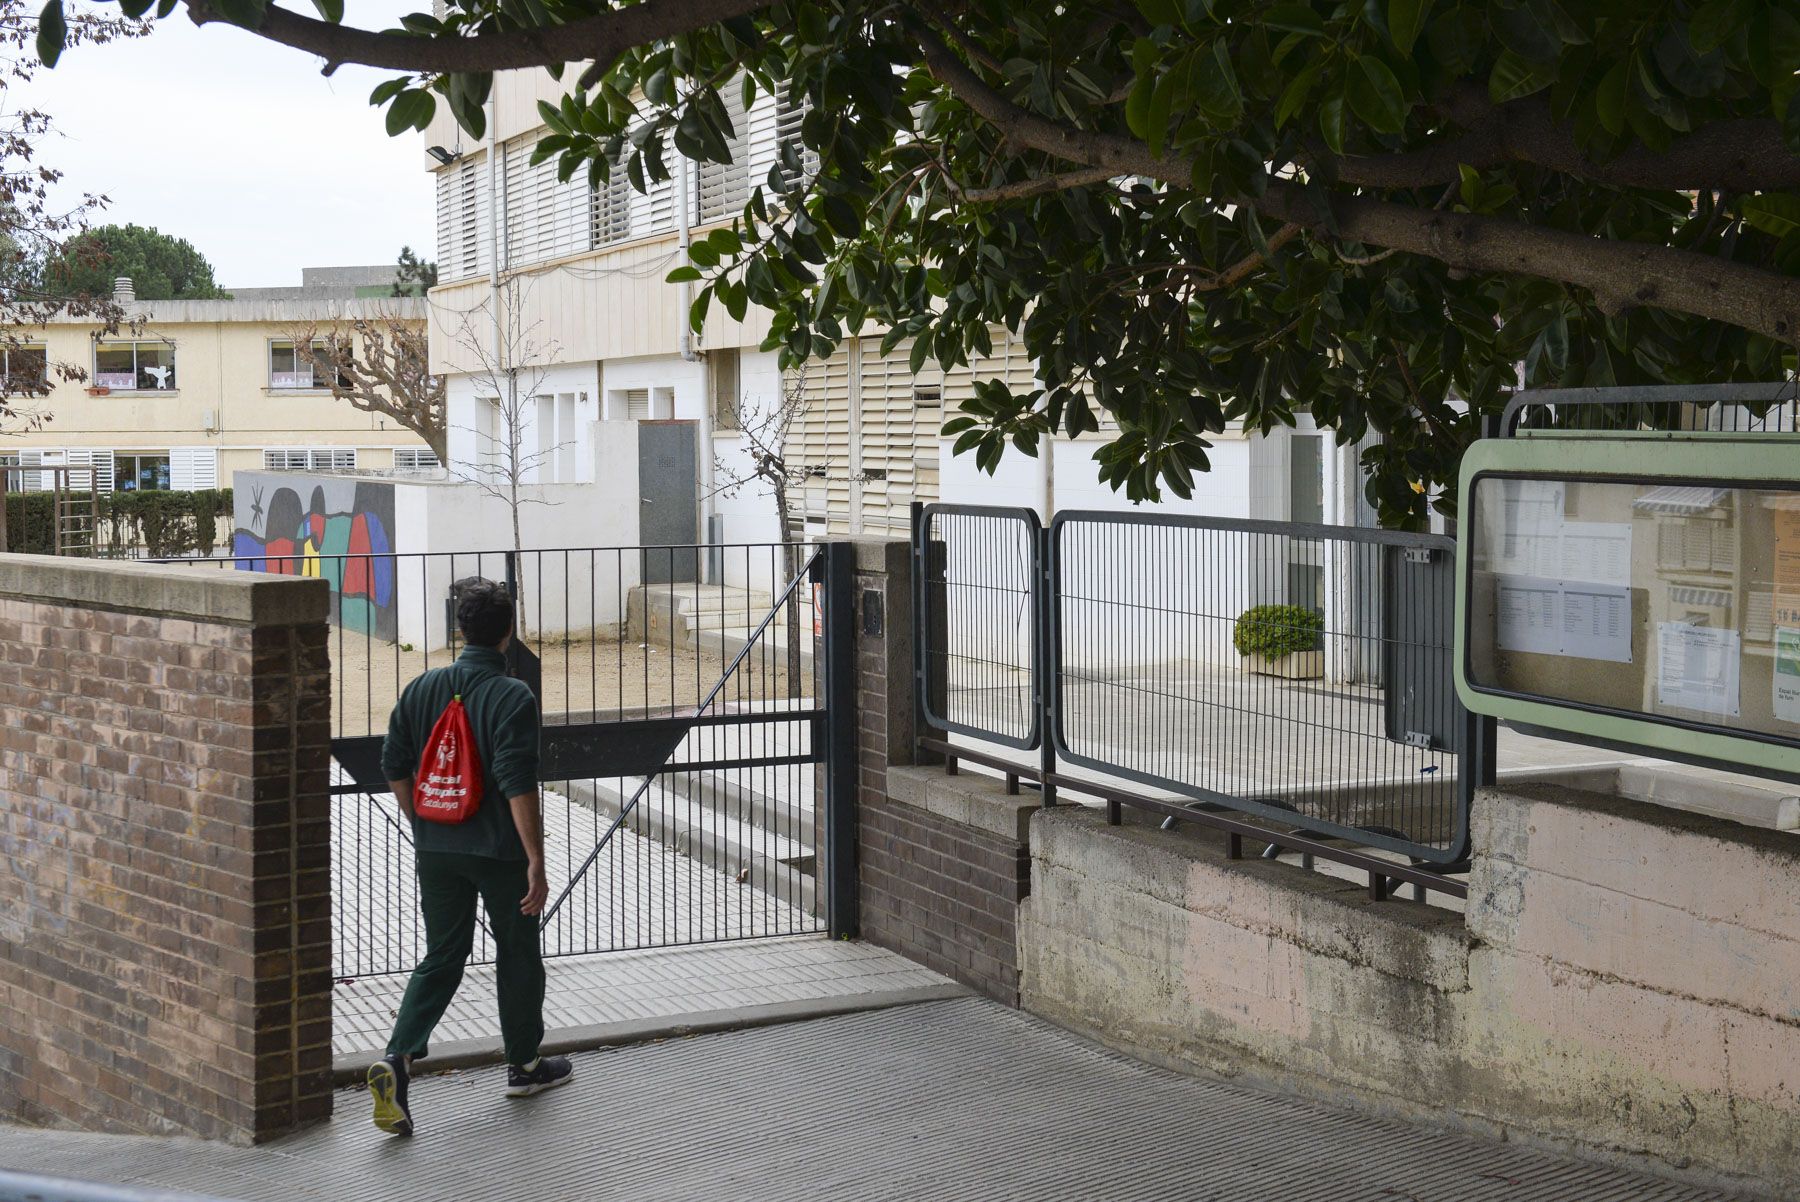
left=775, top=478, right=804, bottom=701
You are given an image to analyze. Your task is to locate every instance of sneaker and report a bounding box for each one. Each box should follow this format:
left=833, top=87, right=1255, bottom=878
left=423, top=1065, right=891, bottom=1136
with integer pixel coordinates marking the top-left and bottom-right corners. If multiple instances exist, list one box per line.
left=505, top=1054, right=574, bottom=1098
left=368, top=1054, right=413, bottom=1136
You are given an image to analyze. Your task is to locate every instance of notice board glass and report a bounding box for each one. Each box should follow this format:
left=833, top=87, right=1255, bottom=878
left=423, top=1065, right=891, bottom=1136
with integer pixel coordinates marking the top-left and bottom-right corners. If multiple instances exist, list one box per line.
left=1457, top=436, right=1800, bottom=782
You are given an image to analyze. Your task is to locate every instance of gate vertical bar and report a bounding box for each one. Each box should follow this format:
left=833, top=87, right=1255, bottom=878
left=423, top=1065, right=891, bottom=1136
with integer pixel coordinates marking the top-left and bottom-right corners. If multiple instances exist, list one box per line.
left=820, top=540, right=860, bottom=939
left=1036, top=523, right=1057, bottom=807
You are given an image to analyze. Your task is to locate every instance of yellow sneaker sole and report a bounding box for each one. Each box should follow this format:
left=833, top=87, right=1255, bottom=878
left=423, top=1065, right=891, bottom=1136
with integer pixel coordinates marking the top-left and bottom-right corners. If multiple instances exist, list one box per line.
left=368, top=1061, right=413, bottom=1136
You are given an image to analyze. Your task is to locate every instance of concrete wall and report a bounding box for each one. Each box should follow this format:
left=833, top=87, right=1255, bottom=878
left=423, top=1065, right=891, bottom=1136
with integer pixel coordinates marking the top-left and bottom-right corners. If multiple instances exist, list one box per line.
left=0, top=555, right=333, bottom=1143
left=1019, top=783, right=1800, bottom=1196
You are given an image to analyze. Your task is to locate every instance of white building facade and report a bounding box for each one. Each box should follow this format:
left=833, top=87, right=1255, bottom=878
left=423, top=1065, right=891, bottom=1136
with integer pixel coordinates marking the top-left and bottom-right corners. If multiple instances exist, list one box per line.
left=422, top=71, right=1375, bottom=571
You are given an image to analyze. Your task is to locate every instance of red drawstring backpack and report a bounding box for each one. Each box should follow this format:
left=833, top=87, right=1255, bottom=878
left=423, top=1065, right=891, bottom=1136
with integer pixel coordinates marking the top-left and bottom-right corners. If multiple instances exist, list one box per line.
left=414, top=692, right=483, bottom=824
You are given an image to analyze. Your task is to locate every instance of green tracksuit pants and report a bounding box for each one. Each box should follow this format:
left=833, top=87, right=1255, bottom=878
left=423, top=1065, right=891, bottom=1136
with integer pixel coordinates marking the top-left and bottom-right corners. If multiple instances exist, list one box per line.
left=385, top=852, right=546, bottom=1066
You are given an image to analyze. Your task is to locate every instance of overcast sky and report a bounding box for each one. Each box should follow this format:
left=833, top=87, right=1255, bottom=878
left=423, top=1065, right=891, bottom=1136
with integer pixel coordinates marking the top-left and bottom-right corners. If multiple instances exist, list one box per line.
left=19, top=2, right=434, bottom=289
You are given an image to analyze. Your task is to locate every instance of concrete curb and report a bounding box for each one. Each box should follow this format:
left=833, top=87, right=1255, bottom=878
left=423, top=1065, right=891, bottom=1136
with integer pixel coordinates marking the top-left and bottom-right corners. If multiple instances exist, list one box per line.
left=332, top=982, right=972, bottom=1085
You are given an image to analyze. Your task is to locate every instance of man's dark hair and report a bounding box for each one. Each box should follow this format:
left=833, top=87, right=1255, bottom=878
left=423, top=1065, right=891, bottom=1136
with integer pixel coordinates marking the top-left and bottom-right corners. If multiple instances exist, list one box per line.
left=455, top=578, right=514, bottom=647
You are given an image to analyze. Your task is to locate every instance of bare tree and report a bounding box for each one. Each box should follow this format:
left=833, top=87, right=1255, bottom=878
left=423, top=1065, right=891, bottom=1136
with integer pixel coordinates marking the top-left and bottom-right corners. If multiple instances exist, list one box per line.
left=289, top=306, right=446, bottom=462
left=441, top=276, right=568, bottom=635
left=710, top=363, right=813, bottom=696
left=0, top=2, right=147, bottom=434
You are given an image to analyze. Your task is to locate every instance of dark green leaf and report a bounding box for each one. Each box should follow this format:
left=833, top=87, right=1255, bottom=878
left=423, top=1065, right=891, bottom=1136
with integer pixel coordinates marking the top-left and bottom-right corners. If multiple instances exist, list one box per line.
left=1595, top=57, right=1630, bottom=136
left=36, top=1, right=65, bottom=68
left=1387, top=0, right=1433, bottom=57
left=1346, top=56, right=1407, bottom=134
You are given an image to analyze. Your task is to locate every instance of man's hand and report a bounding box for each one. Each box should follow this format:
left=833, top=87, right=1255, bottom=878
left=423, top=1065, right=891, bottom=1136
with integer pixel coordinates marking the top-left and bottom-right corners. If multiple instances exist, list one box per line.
left=521, top=859, right=548, bottom=916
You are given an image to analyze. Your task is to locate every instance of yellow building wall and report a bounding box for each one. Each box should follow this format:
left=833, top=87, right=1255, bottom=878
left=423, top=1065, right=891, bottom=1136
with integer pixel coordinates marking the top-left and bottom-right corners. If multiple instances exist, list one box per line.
left=5, top=313, right=432, bottom=478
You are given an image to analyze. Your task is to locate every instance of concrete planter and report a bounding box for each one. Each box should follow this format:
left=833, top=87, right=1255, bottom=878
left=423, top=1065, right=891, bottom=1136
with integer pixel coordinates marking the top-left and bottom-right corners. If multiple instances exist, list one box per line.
left=1242, top=650, right=1323, bottom=680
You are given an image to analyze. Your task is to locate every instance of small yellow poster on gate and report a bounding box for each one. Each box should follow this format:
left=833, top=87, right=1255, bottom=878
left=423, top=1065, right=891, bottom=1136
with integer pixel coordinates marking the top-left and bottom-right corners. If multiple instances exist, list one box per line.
left=1776, top=506, right=1800, bottom=628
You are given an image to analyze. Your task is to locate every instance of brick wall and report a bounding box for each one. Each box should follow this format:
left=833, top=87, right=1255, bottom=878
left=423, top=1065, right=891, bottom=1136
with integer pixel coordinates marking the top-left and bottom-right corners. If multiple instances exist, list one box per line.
left=0, top=555, right=332, bottom=1144
left=846, top=538, right=1036, bottom=1005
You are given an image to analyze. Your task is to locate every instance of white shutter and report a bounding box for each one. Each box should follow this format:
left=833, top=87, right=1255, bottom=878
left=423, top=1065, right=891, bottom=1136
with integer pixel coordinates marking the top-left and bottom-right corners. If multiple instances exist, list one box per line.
left=169, top=447, right=218, bottom=491
left=17, top=448, right=46, bottom=492
left=695, top=80, right=751, bottom=225
left=65, top=449, right=114, bottom=495
left=625, top=138, right=677, bottom=238
left=503, top=134, right=594, bottom=268
left=592, top=158, right=632, bottom=247
left=857, top=342, right=939, bottom=534
left=624, top=388, right=650, bottom=420
left=435, top=156, right=488, bottom=283
left=793, top=351, right=852, bottom=533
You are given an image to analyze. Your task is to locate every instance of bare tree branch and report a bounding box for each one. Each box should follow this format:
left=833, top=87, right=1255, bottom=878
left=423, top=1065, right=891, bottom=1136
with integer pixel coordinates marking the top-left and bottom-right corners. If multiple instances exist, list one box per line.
left=913, top=24, right=1800, bottom=344
left=290, top=307, right=446, bottom=462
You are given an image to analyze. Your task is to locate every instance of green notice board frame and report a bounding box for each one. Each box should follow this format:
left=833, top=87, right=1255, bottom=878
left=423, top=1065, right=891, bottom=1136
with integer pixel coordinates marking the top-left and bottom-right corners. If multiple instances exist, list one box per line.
left=1455, top=433, right=1800, bottom=784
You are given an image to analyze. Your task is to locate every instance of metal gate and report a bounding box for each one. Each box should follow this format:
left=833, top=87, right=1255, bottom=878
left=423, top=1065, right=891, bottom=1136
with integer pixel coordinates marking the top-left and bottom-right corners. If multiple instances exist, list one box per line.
left=166, top=540, right=858, bottom=979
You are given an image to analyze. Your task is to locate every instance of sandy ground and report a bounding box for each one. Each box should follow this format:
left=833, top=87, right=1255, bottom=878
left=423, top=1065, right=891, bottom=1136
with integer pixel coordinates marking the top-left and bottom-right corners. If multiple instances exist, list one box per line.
left=328, top=629, right=810, bottom=737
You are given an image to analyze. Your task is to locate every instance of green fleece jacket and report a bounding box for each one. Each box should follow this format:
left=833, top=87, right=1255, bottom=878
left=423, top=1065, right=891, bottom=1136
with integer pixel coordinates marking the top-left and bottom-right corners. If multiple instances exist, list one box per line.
left=381, top=645, right=540, bottom=860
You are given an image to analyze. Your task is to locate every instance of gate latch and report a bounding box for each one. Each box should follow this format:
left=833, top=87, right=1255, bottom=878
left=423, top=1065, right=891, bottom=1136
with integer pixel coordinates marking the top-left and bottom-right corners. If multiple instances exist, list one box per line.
left=1403, top=547, right=1436, bottom=564
left=1403, top=730, right=1435, bottom=749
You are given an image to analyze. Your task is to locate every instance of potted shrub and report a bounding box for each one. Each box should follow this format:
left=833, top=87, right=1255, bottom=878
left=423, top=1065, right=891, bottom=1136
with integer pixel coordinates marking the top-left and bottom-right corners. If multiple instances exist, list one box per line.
left=1233, top=603, right=1325, bottom=680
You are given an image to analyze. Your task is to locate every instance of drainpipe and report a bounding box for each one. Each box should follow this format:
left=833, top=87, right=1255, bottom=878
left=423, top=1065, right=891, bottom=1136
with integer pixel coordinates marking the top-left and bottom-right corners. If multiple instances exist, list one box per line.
left=486, top=97, right=505, bottom=459
left=677, top=150, right=714, bottom=559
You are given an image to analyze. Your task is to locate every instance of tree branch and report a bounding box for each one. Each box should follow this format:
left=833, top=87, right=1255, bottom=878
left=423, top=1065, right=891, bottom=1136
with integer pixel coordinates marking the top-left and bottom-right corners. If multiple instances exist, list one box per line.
left=951, top=165, right=1116, bottom=202
left=915, top=25, right=1800, bottom=345
left=180, top=0, right=769, bottom=74
left=1332, top=90, right=1800, bottom=193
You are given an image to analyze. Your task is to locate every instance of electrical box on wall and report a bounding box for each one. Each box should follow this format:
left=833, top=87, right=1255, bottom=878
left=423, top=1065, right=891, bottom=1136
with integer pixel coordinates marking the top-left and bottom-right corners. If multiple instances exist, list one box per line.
left=1456, top=434, right=1800, bottom=784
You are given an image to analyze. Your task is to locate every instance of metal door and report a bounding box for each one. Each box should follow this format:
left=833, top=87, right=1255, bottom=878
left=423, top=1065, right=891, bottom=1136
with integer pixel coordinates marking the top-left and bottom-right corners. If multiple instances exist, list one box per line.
left=638, top=420, right=699, bottom=584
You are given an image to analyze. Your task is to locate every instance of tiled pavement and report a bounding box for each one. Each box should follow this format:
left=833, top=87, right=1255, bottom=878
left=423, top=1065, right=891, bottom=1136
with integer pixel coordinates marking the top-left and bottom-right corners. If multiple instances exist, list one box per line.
left=0, top=999, right=1747, bottom=1202
left=332, top=935, right=956, bottom=1063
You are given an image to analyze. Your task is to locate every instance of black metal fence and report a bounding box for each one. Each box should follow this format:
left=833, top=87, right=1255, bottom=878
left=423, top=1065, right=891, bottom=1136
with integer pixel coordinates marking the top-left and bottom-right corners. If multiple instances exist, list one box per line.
left=158, top=542, right=829, bottom=978
left=1502, top=381, right=1800, bottom=436
left=916, top=504, right=1486, bottom=899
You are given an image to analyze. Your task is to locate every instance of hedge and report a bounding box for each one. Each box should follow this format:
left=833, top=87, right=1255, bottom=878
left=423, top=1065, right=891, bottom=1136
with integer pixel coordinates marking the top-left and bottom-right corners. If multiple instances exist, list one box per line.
left=2, top=488, right=234, bottom=558
left=1232, top=603, right=1324, bottom=659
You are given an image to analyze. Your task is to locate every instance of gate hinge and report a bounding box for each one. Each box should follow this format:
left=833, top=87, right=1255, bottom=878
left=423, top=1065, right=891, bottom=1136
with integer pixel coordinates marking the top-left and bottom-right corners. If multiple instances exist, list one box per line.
left=1403, top=730, right=1435, bottom=749
left=1403, top=547, right=1435, bottom=564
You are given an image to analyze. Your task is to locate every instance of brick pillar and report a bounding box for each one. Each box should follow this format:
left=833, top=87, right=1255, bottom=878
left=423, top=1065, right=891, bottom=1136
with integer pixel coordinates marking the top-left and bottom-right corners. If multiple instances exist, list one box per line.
left=0, top=555, right=333, bottom=1143
left=846, top=537, right=1036, bottom=1004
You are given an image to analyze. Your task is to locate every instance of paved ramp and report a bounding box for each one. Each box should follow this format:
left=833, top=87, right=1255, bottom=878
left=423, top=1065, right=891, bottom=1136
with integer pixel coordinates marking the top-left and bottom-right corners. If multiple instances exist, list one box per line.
left=1, top=999, right=1743, bottom=1201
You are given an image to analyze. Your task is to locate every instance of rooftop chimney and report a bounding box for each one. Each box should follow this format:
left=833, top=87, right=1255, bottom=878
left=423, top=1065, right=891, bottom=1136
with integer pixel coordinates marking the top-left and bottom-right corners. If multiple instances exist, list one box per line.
left=113, top=277, right=134, bottom=303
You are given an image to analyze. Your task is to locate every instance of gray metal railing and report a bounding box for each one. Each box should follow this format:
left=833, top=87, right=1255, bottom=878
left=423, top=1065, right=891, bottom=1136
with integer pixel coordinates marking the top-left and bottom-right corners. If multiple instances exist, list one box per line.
left=914, top=503, right=1487, bottom=898
left=1502, top=381, right=1800, bottom=437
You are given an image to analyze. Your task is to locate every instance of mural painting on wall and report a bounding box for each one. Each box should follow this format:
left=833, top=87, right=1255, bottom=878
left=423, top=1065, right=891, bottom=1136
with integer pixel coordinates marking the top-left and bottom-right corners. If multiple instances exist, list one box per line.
left=232, top=472, right=399, bottom=640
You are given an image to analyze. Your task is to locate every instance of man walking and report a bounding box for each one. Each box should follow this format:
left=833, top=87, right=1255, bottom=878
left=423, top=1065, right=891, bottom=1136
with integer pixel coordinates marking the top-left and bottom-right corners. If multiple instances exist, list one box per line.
left=367, top=578, right=573, bottom=1135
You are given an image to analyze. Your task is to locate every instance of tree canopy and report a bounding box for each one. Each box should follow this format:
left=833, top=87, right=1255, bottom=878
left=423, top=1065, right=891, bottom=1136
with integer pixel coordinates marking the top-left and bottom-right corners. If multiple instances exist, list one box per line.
left=45, top=0, right=1800, bottom=525
left=43, top=222, right=229, bottom=301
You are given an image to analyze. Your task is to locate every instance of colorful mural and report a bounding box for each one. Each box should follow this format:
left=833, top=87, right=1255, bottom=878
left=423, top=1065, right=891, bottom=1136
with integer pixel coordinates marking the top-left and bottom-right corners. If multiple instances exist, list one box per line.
left=232, top=472, right=399, bottom=640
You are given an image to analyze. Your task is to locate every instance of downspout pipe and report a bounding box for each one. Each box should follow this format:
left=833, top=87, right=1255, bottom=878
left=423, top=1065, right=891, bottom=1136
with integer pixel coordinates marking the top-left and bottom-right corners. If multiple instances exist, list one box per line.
left=677, top=146, right=714, bottom=564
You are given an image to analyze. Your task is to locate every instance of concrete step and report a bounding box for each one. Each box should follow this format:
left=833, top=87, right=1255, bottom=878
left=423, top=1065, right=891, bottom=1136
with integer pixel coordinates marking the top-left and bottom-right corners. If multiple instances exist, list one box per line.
left=624, top=584, right=774, bottom=645
left=555, top=774, right=817, bottom=917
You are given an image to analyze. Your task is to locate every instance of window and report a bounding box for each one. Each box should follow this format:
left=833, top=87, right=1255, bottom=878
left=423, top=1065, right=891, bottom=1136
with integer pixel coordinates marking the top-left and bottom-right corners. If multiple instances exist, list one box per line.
left=393, top=447, right=441, bottom=472
left=695, top=84, right=751, bottom=224
left=912, top=385, right=941, bottom=408
left=269, top=339, right=351, bottom=390
left=1, top=344, right=47, bottom=392
left=263, top=447, right=358, bottom=471
left=711, top=348, right=741, bottom=431
left=435, top=156, right=488, bottom=282
left=115, top=452, right=171, bottom=491
left=591, top=158, right=632, bottom=247
left=94, top=340, right=175, bottom=391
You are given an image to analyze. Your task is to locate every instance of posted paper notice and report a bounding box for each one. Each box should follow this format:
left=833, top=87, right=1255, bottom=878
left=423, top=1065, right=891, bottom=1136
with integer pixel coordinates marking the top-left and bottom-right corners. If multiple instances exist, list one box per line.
left=1656, top=622, right=1741, bottom=718
left=1495, top=575, right=1632, bottom=663
left=1775, top=628, right=1800, bottom=725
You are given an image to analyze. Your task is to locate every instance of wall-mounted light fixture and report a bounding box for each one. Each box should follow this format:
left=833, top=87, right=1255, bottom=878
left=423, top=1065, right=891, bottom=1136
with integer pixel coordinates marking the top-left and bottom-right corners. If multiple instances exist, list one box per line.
left=427, top=146, right=463, bottom=166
